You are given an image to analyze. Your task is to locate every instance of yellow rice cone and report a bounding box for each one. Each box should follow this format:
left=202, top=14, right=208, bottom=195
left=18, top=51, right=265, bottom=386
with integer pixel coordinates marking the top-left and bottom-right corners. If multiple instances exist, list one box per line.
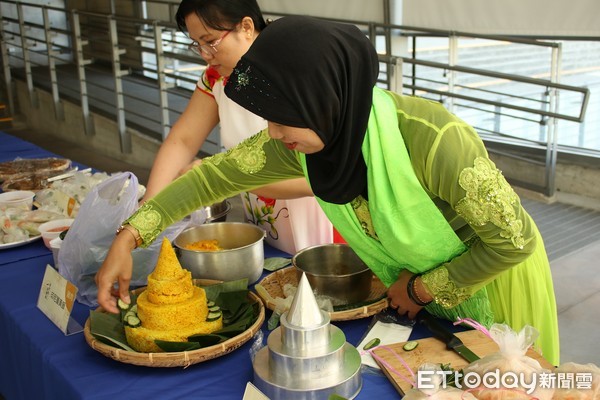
left=151, top=237, right=184, bottom=280
left=124, top=237, right=223, bottom=352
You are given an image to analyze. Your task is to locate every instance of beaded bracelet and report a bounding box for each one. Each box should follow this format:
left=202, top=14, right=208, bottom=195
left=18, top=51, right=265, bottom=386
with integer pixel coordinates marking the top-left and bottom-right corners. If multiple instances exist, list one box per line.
left=407, top=274, right=433, bottom=306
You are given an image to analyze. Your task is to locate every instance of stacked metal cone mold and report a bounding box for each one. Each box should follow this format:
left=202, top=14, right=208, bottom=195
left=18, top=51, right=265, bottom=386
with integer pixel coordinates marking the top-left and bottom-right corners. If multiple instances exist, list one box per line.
left=252, top=273, right=363, bottom=399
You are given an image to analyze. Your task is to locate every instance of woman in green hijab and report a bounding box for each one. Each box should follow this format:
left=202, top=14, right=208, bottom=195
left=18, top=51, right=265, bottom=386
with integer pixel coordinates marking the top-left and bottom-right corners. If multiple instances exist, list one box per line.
left=96, top=15, right=559, bottom=365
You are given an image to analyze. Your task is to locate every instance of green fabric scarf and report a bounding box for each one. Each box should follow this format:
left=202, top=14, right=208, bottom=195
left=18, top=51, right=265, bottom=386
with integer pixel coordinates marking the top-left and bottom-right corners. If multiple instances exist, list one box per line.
left=300, top=87, right=493, bottom=325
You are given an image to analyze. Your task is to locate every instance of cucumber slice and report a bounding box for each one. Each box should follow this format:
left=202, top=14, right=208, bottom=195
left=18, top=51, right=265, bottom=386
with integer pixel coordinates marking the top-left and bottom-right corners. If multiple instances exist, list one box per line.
left=208, top=305, right=220, bottom=313
left=207, top=301, right=216, bottom=308
left=117, top=298, right=130, bottom=311
left=206, top=311, right=222, bottom=322
left=126, top=315, right=141, bottom=328
left=123, top=310, right=136, bottom=321
left=363, top=337, right=381, bottom=350
left=403, top=340, right=419, bottom=351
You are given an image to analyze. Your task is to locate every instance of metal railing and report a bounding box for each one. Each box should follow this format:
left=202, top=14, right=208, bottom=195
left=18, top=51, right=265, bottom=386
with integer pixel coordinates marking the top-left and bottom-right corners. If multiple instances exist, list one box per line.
left=0, top=0, right=593, bottom=196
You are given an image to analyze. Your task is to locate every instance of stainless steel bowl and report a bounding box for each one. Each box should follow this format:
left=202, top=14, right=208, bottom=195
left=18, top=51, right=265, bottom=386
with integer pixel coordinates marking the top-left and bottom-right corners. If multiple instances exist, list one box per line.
left=292, top=244, right=373, bottom=306
left=203, top=200, right=231, bottom=223
left=173, top=222, right=266, bottom=284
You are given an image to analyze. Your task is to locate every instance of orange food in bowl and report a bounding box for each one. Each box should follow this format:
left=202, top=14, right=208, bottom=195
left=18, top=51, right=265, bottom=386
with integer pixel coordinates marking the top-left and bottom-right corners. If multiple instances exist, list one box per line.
left=47, top=226, right=70, bottom=233
left=38, top=218, right=75, bottom=249
left=184, top=239, right=223, bottom=251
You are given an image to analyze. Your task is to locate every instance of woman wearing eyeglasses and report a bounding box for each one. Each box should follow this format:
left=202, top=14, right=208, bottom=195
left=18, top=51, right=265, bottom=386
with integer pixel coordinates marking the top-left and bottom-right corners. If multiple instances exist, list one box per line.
left=141, top=0, right=338, bottom=253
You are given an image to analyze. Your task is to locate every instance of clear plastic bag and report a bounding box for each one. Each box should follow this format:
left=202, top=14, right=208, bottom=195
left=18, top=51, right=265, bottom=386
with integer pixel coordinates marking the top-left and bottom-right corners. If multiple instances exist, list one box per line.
left=552, top=362, right=600, bottom=400
left=57, top=172, right=189, bottom=306
left=463, top=324, right=555, bottom=400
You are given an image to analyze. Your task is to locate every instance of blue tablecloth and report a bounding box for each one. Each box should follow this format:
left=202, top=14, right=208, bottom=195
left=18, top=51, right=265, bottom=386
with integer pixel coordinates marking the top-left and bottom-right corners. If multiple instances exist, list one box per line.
left=0, top=238, right=51, bottom=265
left=0, top=130, right=86, bottom=167
left=0, top=131, right=53, bottom=160
left=0, top=131, right=463, bottom=400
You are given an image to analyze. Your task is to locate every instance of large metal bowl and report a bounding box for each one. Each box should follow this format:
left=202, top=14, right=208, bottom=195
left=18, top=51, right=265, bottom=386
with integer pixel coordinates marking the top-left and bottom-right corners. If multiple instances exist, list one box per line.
left=292, top=244, right=373, bottom=306
left=173, top=222, right=266, bottom=284
left=203, top=200, right=231, bottom=223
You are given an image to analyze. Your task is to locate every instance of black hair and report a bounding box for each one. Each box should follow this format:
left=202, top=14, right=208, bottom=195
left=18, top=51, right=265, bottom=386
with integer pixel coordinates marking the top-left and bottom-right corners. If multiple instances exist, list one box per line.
left=175, top=0, right=267, bottom=33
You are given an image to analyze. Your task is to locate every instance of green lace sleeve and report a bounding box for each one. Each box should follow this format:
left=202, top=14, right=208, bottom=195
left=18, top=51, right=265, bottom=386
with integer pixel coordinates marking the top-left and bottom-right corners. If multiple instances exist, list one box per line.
left=454, top=157, right=525, bottom=249
left=125, top=130, right=304, bottom=246
left=420, top=128, right=537, bottom=306
left=421, top=266, right=470, bottom=308
left=391, top=92, right=538, bottom=308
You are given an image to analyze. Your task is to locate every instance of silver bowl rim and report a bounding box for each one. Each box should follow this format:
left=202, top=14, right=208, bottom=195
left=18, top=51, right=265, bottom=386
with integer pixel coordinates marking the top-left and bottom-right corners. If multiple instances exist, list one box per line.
left=174, top=222, right=266, bottom=254
left=204, top=200, right=232, bottom=222
left=292, top=243, right=371, bottom=278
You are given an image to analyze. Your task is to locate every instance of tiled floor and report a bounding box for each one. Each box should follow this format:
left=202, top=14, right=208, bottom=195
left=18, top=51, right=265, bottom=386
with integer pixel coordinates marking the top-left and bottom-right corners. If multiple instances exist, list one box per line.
left=3, top=126, right=600, bottom=367
left=549, top=240, right=600, bottom=365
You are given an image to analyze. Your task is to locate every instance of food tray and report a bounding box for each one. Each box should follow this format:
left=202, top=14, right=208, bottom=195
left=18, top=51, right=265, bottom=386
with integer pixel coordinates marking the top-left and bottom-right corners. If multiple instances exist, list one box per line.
left=0, top=157, right=71, bottom=182
left=256, top=266, right=389, bottom=321
left=0, top=235, right=41, bottom=250
left=83, top=279, right=265, bottom=368
left=1, top=174, right=53, bottom=191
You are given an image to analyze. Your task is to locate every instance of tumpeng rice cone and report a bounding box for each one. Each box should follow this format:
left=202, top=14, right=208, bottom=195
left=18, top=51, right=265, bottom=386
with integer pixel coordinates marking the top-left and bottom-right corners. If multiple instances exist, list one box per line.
left=252, top=273, right=363, bottom=399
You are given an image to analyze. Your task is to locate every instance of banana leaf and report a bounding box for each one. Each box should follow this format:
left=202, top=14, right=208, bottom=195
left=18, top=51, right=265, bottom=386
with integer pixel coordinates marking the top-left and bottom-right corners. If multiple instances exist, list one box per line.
left=185, top=333, right=229, bottom=345
left=263, top=257, right=291, bottom=272
left=153, top=340, right=203, bottom=352
left=218, top=290, right=250, bottom=318
left=89, top=311, right=136, bottom=352
left=202, top=278, right=248, bottom=301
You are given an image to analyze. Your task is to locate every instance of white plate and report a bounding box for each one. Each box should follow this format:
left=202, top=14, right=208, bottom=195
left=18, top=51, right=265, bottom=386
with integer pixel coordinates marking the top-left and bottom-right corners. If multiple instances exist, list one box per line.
left=0, top=235, right=42, bottom=250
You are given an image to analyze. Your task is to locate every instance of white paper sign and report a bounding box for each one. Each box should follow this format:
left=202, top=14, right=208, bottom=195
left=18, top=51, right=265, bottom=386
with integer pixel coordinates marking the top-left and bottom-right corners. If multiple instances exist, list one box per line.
left=357, top=320, right=413, bottom=369
left=37, top=265, right=82, bottom=335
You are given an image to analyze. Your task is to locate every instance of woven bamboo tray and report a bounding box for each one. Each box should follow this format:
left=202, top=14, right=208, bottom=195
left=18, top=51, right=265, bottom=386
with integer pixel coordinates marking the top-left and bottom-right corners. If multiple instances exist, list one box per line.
left=83, top=279, right=265, bottom=368
left=256, top=266, right=389, bottom=321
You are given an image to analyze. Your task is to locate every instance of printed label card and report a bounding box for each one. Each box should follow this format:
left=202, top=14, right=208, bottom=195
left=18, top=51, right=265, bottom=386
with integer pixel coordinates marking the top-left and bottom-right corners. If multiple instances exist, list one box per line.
left=37, top=264, right=83, bottom=335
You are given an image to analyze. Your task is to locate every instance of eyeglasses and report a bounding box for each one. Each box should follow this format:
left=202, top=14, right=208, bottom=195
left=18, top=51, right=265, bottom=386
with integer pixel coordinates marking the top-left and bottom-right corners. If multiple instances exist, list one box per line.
left=188, top=29, right=232, bottom=57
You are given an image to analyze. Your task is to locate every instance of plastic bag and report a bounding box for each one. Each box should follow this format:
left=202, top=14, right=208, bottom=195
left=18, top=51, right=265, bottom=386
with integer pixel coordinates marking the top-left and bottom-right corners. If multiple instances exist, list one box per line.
left=404, top=363, right=477, bottom=399
left=58, top=172, right=189, bottom=306
left=463, top=324, right=555, bottom=400
left=552, top=362, right=600, bottom=400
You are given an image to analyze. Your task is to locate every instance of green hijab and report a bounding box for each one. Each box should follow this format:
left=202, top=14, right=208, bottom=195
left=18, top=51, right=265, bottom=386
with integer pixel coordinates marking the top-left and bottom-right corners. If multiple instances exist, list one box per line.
left=301, top=87, right=493, bottom=325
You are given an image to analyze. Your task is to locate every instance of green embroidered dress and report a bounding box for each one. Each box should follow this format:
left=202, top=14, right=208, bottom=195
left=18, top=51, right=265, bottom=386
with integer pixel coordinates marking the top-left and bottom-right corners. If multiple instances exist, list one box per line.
left=128, top=87, right=559, bottom=365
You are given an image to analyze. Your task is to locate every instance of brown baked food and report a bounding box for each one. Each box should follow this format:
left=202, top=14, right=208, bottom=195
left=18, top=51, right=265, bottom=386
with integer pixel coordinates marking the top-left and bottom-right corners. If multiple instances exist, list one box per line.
left=0, top=157, right=71, bottom=182
left=1, top=174, right=53, bottom=191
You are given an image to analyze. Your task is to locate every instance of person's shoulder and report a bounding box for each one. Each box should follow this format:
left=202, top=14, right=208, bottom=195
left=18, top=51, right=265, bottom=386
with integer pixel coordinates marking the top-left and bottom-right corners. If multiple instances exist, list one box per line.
left=383, top=89, right=445, bottom=111
left=199, top=66, right=225, bottom=92
left=384, top=90, right=463, bottom=128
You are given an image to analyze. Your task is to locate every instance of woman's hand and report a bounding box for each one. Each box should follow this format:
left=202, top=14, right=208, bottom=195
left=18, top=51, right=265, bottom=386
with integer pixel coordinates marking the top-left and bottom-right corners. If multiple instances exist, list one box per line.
left=95, top=229, right=137, bottom=314
left=387, top=270, right=432, bottom=319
